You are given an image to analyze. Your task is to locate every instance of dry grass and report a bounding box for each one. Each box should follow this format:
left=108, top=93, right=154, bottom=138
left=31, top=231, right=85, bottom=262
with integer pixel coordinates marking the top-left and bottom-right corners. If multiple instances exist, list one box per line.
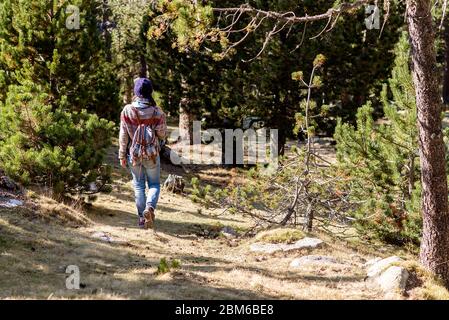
left=0, top=144, right=439, bottom=300
left=397, top=260, right=449, bottom=300
left=32, top=193, right=90, bottom=227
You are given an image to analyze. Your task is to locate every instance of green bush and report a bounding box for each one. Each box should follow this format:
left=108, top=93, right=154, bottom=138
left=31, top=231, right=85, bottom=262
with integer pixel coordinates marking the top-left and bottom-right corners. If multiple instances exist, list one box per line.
left=334, top=32, right=423, bottom=246
left=0, top=81, right=114, bottom=195
left=189, top=177, right=213, bottom=203
left=156, top=258, right=181, bottom=275
left=0, top=0, right=119, bottom=196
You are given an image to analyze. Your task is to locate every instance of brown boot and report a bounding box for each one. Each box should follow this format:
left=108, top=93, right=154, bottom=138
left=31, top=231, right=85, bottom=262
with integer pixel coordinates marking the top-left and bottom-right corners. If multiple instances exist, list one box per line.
left=143, top=207, right=155, bottom=230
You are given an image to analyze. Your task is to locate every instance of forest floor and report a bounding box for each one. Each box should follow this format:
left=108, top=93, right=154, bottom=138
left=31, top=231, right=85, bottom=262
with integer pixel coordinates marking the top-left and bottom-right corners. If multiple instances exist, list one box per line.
left=0, top=140, right=436, bottom=300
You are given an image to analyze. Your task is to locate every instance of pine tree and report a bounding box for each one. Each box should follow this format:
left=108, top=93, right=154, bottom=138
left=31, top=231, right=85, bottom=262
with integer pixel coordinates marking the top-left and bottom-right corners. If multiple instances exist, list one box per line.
left=0, top=0, right=116, bottom=195
left=334, top=32, right=422, bottom=246
left=0, top=0, right=120, bottom=120
left=147, top=0, right=403, bottom=148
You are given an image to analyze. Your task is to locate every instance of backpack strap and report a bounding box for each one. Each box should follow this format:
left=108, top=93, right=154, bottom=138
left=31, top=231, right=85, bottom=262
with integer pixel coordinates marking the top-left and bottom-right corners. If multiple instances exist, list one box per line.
left=131, top=106, right=158, bottom=128
left=131, top=106, right=141, bottom=126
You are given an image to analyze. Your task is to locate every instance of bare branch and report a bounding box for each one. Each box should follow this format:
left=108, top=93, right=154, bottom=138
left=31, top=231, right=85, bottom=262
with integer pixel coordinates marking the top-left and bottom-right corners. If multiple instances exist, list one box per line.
left=290, top=22, right=308, bottom=53
left=441, top=0, right=448, bottom=29
left=212, top=1, right=370, bottom=24
left=212, top=1, right=371, bottom=60
left=309, top=16, right=333, bottom=40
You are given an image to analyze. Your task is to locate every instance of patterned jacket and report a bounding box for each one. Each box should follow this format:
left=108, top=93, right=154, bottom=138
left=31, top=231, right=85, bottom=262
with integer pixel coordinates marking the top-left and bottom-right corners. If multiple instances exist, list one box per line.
left=118, top=100, right=167, bottom=160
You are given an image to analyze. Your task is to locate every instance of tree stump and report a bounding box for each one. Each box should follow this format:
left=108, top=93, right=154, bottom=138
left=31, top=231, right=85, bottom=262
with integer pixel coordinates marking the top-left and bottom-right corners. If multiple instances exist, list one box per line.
left=163, top=174, right=185, bottom=194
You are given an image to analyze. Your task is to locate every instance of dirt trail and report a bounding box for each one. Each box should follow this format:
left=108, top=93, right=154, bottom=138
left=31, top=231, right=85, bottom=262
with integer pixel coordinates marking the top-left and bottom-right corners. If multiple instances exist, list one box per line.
left=0, top=148, right=390, bottom=300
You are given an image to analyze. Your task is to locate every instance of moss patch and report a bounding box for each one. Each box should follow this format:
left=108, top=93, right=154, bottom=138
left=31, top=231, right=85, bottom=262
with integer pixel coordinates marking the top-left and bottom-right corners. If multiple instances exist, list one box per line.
left=255, top=228, right=305, bottom=244
left=399, top=260, right=449, bottom=300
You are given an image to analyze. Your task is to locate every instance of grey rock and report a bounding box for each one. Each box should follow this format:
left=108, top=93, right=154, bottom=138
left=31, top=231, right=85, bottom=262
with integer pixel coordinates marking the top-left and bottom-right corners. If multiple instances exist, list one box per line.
left=221, top=226, right=238, bottom=238
left=365, top=256, right=409, bottom=296
left=283, top=237, right=324, bottom=251
left=0, top=174, right=19, bottom=191
left=250, top=237, right=324, bottom=254
left=91, top=232, right=113, bottom=243
left=0, top=198, right=23, bottom=208
left=366, top=256, right=403, bottom=278
left=250, top=243, right=284, bottom=254
left=376, top=266, right=409, bottom=294
left=364, top=257, right=382, bottom=268
left=290, top=255, right=341, bottom=268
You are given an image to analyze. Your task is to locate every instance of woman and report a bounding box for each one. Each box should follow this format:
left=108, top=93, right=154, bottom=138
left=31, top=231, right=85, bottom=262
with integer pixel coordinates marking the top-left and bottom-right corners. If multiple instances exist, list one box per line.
left=119, top=78, right=167, bottom=229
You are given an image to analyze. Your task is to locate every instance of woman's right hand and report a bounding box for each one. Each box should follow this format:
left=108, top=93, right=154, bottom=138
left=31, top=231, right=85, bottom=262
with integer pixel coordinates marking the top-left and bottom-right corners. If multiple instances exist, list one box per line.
left=120, top=159, right=127, bottom=168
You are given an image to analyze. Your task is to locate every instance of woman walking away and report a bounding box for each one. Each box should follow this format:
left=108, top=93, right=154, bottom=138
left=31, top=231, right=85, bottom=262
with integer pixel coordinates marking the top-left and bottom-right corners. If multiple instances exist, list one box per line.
left=119, top=78, right=167, bottom=229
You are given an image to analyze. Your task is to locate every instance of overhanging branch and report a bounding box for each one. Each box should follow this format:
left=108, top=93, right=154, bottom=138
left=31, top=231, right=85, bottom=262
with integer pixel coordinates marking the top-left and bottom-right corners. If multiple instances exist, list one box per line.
left=212, top=0, right=371, bottom=24
left=210, top=0, right=372, bottom=60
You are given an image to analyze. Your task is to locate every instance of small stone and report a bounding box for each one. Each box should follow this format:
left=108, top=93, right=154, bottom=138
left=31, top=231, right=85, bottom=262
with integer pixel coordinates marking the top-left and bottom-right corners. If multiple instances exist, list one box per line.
left=91, top=232, right=113, bottom=243
left=349, top=254, right=366, bottom=264
left=228, top=240, right=239, bottom=248
left=221, top=226, right=238, bottom=238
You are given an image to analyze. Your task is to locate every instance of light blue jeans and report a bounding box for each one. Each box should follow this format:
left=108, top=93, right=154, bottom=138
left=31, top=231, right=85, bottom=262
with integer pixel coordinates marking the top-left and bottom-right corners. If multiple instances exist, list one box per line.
left=129, top=156, right=161, bottom=218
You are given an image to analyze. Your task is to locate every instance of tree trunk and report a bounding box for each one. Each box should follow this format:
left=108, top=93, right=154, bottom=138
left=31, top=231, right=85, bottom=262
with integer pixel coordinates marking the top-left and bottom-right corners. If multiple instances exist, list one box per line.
left=443, top=15, right=449, bottom=105
left=304, top=201, right=313, bottom=232
left=179, top=76, right=194, bottom=144
left=124, top=73, right=133, bottom=104
left=179, top=100, right=193, bottom=144
left=139, top=54, right=147, bottom=78
left=407, top=0, right=449, bottom=286
left=102, top=0, right=112, bottom=63
left=138, top=14, right=149, bottom=78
